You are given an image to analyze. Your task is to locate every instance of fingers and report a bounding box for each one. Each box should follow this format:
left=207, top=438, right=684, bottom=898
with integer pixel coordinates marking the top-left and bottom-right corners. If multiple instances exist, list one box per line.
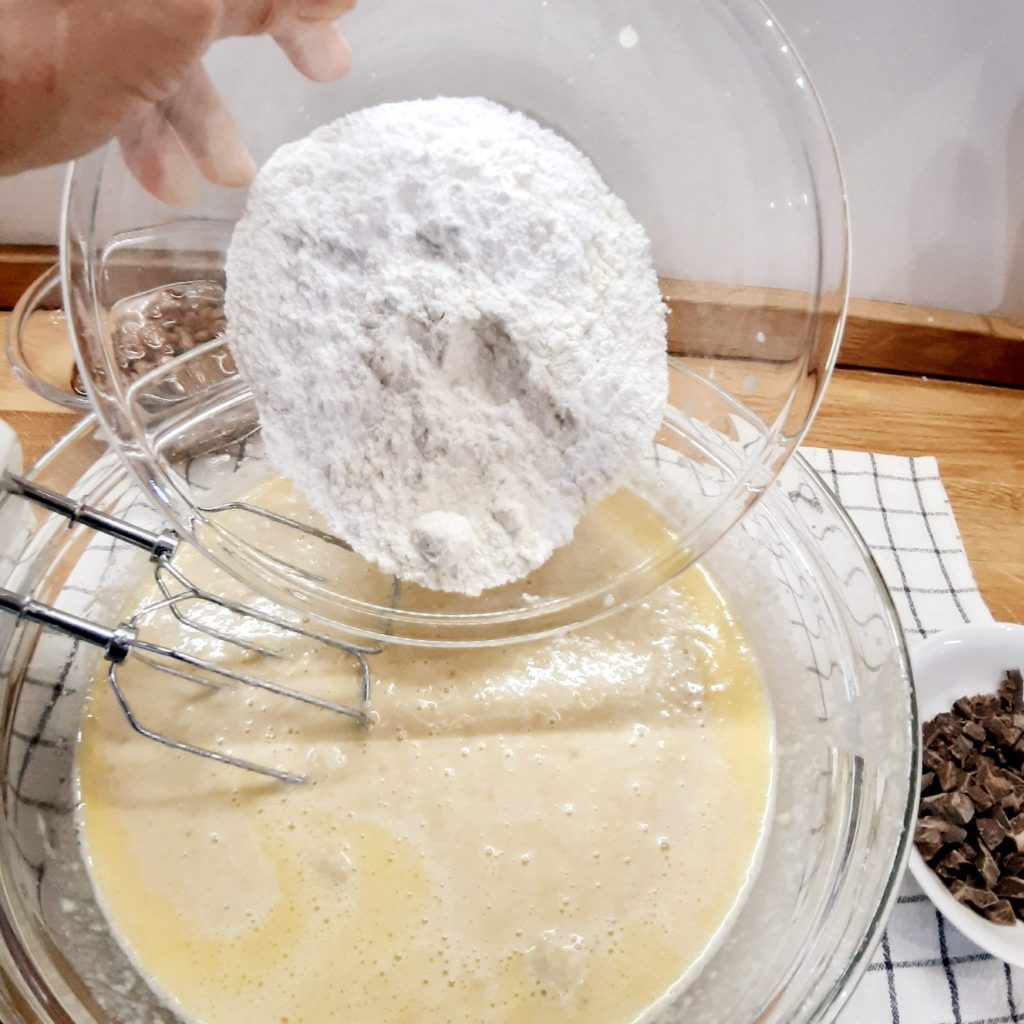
left=272, top=18, right=352, bottom=82
left=120, top=0, right=356, bottom=205
left=159, top=66, right=257, bottom=187
left=119, top=107, right=200, bottom=208
left=294, top=0, right=357, bottom=19
left=217, top=0, right=356, bottom=38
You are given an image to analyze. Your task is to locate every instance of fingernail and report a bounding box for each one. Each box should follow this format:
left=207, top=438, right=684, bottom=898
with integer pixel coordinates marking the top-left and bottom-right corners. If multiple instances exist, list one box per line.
left=298, top=0, right=357, bottom=18
left=217, top=147, right=259, bottom=188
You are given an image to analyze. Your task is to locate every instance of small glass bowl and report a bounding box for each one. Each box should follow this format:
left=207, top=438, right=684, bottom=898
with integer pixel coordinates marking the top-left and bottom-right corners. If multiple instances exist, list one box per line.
left=55, top=0, right=849, bottom=642
left=0, top=417, right=915, bottom=1024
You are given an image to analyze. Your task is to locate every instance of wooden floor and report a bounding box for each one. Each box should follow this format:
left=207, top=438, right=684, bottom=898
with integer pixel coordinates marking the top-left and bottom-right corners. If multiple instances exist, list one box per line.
left=1, top=310, right=1021, bottom=623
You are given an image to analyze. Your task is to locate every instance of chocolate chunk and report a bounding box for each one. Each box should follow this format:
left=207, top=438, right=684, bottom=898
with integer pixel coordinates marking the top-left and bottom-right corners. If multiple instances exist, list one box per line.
left=946, top=820, right=968, bottom=844
left=922, top=791, right=976, bottom=826
left=991, top=719, right=1023, bottom=749
left=978, top=815, right=1009, bottom=851
left=983, top=899, right=1018, bottom=925
left=995, top=877, right=1024, bottom=899
left=966, top=783, right=996, bottom=813
left=951, top=734, right=976, bottom=765
left=981, top=765, right=1015, bottom=801
left=964, top=721, right=988, bottom=743
left=916, top=820, right=950, bottom=860
left=1001, top=789, right=1024, bottom=815
left=917, top=817, right=968, bottom=857
left=936, top=759, right=965, bottom=792
left=977, top=844, right=1001, bottom=887
left=921, top=771, right=936, bottom=792
left=949, top=878, right=998, bottom=909
left=1002, top=669, right=1024, bottom=707
left=936, top=846, right=973, bottom=878
left=946, top=791, right=976, bottom=825
left=1002, top=852, right=1024, bottom=877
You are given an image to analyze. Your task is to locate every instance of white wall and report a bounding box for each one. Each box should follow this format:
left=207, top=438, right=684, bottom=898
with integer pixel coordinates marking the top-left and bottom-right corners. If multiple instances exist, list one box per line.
left=0, top=164, right=65, bottom=245
left=770, top=0, right=1024, bottom=317
left=2, top=0, right=1022, bottom=317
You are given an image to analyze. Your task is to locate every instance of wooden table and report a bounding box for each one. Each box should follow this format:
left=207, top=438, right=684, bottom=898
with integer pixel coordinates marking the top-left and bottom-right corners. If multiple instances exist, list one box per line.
left=2, top=311, right=1021, bottom=623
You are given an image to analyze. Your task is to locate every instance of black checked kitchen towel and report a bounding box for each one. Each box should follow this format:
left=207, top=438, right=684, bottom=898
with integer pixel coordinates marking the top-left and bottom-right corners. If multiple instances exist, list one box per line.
left=803, top=448, right=1021, bottom=1024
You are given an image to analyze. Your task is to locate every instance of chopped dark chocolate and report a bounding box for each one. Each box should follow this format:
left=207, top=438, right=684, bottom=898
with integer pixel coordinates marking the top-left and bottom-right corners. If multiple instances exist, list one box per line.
left=966, top=783, right=996, bottom=813
left=982, top=899, right=1018, bottom=925
left=978, top=815, right=1008, bottom=851
left=935, top=846, right=973, bottom=878
left=963, top=721, right=988, bottom=743
left=1001, top=789, right=1024, bottom=815
left=936, top=759, right=965, bottom=792
left=994, top=877, right=1024, bottom=899
left=916, top=819, right=964, bottom=860
left=1002, top=852, right=1024, bottom=877
left=1003, top=669, right=1024, bottom=704
left=991, top=719, right=1023, bottom=749
left=979, top=762, right=1015, bottom=801
left=949, top=878, right=998, bottom=909
left=945, top=791, right=976, bottom=826
left=916, top=668, right=1024, bottom=924
left=977, top=844, right=1001, bottom=887
left=951, top=733, right=975, bottom=765
left=921, top=790, right=975, bottom=826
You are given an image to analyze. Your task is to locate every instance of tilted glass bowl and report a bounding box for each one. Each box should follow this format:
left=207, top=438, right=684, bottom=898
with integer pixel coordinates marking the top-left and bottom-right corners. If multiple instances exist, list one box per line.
left=0, top=417, right=914, bottom=1024
left=46, top=0, right=849, bottom=643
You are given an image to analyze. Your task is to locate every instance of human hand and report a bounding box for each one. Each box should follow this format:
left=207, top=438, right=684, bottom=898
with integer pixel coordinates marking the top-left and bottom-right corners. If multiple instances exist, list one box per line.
left=0, top=0, right=354, bottom=204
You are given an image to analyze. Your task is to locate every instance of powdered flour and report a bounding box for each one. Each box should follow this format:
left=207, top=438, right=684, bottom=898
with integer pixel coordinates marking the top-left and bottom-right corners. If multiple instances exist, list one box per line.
left=226, top=97, right=666, bottom=594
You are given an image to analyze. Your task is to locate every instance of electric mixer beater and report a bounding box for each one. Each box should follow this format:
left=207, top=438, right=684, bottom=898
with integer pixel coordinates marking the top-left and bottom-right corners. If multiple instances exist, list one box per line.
left=0, top=469, right=401, bottom=783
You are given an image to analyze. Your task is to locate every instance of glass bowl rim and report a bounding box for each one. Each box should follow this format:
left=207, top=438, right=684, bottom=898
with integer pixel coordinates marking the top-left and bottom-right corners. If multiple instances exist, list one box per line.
left=0, top=414, right=917, bottom=1024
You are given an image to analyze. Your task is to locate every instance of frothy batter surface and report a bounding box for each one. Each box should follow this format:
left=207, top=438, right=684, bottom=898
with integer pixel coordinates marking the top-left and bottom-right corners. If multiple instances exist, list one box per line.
left=76, top=487, right=772, bottom=1024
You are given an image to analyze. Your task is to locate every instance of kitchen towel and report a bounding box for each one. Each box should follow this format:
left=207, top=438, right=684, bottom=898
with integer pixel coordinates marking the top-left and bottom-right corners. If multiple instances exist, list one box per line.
left=804, top=447, right=1019, bottom=1024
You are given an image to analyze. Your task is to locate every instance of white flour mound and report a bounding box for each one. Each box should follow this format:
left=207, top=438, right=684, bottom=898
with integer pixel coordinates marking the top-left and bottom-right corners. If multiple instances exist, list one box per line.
left=226, top=97, right=667, bottom=594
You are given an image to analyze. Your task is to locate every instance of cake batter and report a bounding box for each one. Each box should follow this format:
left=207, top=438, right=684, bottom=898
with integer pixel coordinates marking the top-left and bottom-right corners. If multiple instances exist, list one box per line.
left=76, top=483, right=773, bottom=1024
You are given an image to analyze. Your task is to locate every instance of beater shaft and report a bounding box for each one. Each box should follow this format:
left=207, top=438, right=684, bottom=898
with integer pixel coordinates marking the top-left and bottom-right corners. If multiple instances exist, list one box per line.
left=2, top=474, right=177, bottom=561
left=0, top=586, right=134, bottom=662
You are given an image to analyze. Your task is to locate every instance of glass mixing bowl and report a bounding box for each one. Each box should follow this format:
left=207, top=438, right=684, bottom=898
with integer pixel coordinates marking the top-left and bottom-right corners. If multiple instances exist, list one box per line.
left=49, top=0, right=848, bottom=642
left=0, top=418, right=914, bottom=1024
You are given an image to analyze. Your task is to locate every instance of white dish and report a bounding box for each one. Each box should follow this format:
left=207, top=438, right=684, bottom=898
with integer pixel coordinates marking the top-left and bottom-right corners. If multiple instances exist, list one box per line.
left=909, top=621, right=1024, bottom=966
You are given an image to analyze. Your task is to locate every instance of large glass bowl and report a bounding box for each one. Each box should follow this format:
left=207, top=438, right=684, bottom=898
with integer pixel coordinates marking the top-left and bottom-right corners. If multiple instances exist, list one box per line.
left=57, top=0, right=848, bottom=642
left=0, top=418, right=914, bottom=1024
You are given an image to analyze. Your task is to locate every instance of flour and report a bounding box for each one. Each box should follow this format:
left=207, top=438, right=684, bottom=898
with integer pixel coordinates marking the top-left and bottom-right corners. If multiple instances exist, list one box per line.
left=226, top=97, right=667, bottom=594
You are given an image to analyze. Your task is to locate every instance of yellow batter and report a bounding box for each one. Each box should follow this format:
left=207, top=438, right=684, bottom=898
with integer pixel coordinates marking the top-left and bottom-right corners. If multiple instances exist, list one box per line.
left=76, top=483, right=772, bottom=1024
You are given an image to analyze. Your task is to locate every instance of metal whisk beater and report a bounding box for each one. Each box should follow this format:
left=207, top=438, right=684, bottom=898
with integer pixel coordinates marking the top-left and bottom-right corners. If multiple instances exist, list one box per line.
left=0, top=474, right=392, bottom=784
